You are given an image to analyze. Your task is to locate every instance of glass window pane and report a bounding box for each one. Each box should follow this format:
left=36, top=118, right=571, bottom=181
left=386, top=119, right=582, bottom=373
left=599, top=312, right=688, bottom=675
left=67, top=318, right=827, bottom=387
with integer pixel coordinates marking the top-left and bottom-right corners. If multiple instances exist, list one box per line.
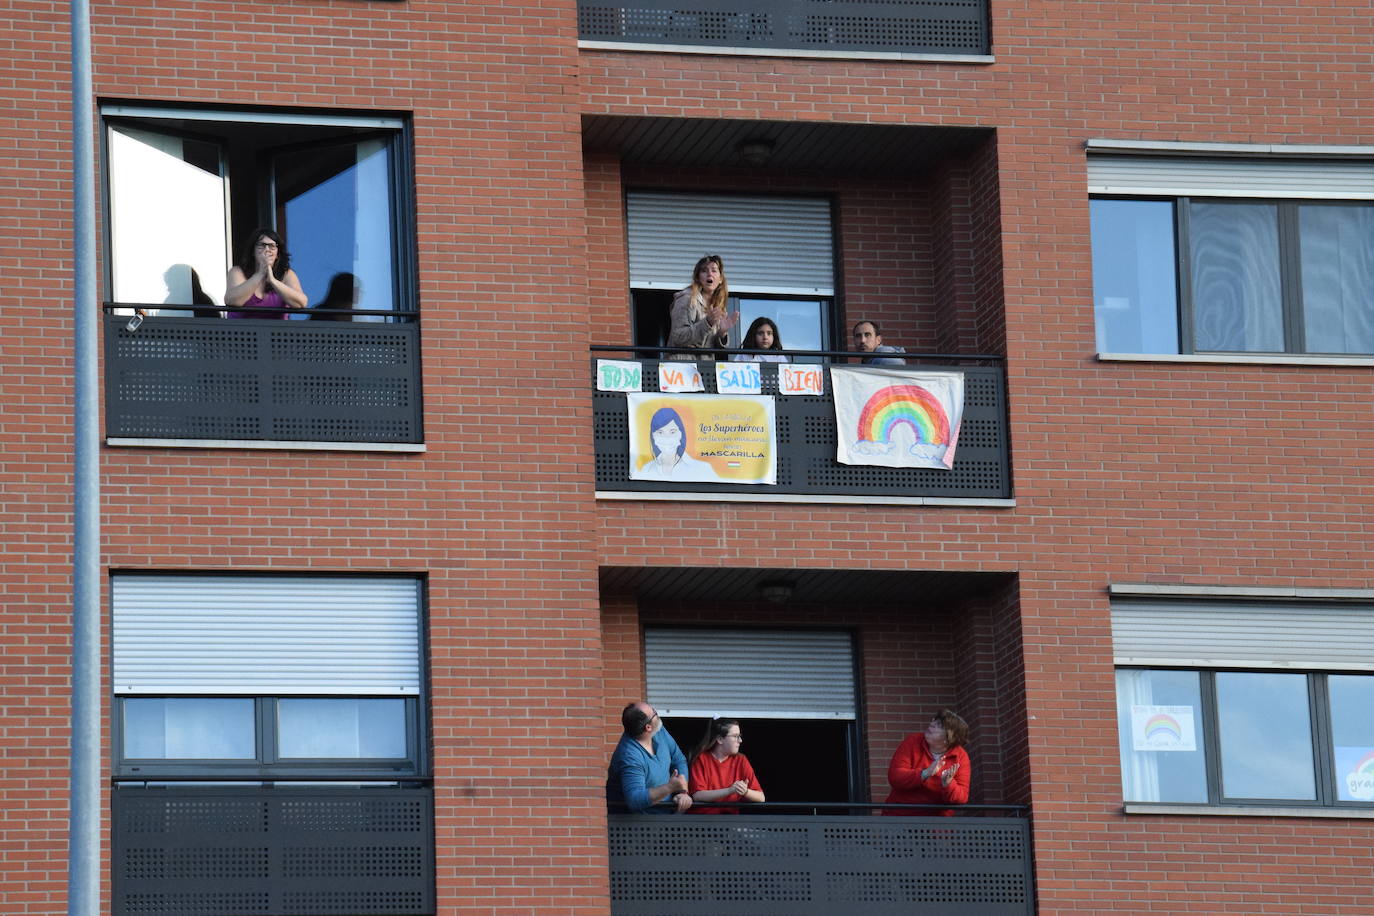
left=1216, top=672, right=1315, bottom=800
left=277, top=698, right=407, bottom=759
left=1329, top=675, right=1374, bottom=802
left=1114, top=669, right=1208, bottom=803
left=1189, top=201, right=1284, bottom=352
left=1299, top=205, right=1374, bottom=355
left=733, top=298, right=827, bottom=361
left=275, top=138, right=397, bottom=321
left=107, top=125, right=228, bottom=316
left=122, top=698, right=255, bottom=760
left=1089, top=199, right=1180, bottom=354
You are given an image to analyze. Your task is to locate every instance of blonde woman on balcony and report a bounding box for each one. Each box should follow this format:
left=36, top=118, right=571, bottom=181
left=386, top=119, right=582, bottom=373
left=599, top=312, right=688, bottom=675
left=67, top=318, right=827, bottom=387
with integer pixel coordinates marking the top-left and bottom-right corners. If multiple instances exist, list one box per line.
left=884, top=709, right=971, bottom=816
left=667, top=254, right=736, bottom=360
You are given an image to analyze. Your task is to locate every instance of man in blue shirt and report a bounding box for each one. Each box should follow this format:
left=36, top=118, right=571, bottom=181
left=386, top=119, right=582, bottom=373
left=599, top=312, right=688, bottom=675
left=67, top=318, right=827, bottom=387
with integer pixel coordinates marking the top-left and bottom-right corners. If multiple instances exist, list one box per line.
left=606, top=701, right=693, bottom=812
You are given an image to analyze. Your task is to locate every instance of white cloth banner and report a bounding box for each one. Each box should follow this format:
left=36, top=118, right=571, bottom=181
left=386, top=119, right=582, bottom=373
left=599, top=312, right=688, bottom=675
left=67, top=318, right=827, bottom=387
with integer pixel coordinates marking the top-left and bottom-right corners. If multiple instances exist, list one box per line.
left=830, top=366, right=964, bottom=470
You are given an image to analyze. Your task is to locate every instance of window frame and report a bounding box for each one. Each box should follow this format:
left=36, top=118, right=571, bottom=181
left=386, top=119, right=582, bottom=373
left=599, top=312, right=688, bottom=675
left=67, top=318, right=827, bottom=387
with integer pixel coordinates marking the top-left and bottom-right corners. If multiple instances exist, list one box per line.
left=98, top=103, right=418, bottom=322
left=1091, top=194, right=1374, bottom=357
left=111, top=571, right=430, bottom=781
left=115, top=694, right=426, bottom=779
left=1116, top=665, right=1374, bottom=811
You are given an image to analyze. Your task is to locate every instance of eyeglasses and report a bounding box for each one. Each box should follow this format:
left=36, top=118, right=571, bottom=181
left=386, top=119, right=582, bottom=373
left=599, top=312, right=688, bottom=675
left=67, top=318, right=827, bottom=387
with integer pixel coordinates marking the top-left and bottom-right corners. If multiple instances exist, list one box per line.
left=255, top=241, right=279, bottom=251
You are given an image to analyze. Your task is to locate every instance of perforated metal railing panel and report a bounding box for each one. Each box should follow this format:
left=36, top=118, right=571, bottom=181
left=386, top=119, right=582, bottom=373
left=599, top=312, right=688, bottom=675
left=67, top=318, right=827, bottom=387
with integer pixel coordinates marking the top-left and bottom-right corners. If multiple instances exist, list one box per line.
left=593, top=359, right=1012, bottom=499
left=104, top=316, right=423, bottom=443
left=578, top=0, right=990, bottom=55
left=608, top=814, right=1033, bottom=915
left=113, top=786, right=435, bottom=916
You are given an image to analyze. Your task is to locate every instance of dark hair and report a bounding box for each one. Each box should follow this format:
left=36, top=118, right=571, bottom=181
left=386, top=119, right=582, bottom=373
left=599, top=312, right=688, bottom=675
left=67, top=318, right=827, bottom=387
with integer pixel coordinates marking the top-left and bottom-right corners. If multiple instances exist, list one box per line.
left=692, top=717, right=740, bottom=762
left=237, top=227, right=291, bottom=280
left=852, top=319, right=881, bottom=337
left=742, top=316, right=783, bottom=352
left=648, top=407, right=687, bottom=458
left=931, top=708, right=969, bottom=748
left=621, top=703, right=653, bottom=737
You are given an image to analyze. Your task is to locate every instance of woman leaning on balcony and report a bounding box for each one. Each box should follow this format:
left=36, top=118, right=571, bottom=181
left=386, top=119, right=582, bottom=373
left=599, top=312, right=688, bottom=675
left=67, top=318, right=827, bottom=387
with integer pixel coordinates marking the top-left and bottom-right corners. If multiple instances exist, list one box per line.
left=884, top=709, right=971, bottom=816
left=666, top=254, right=736, bottom=360
left=225, top=227, right=308, bottom=319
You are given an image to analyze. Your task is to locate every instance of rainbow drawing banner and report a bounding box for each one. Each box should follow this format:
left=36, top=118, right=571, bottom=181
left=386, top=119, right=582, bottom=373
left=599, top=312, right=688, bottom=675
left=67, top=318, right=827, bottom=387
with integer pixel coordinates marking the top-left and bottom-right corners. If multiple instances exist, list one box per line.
left=1130, top=705, right=1197, bottom=752
left=627, top=393, right=776, bottom=485
left=830, top=367, right=965, bottom=470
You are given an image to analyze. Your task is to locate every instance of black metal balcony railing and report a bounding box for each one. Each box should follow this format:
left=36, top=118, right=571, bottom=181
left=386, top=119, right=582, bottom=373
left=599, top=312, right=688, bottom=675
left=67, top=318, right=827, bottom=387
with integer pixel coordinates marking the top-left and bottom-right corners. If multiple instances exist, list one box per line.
left=592, top=351, right=1011, bottom=499
left=609, top=806, right=1033, bottom=915
left=103, top=310, right=423, bottom=444
left=578, top=0, right=990, bottom=56
left=112, top=784, right=436, bottom=916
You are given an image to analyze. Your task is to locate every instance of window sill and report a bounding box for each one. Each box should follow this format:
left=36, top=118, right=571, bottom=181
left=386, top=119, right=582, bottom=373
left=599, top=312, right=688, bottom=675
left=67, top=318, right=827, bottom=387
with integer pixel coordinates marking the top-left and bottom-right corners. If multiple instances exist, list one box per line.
left=107, top=437, right=425, bottom=453
left=578, top=40, right=994, bottom=65
left=1124, top=803, right=1374, bottom=819
left=1098, top=352, right=1374, bottom=367
left=596, top=491, right=1014, bottom=507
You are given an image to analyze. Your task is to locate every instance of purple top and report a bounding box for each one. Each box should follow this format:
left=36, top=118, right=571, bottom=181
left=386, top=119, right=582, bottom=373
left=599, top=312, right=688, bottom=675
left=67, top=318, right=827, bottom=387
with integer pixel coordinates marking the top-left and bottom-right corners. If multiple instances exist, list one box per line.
left=228, top=289, right=286, bottom=320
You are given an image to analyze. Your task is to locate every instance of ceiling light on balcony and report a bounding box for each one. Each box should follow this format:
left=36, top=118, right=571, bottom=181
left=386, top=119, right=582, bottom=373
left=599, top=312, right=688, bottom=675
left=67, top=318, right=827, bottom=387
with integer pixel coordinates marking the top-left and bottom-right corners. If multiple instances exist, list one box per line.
left=737, top=138, right=775, bottom=167
left=757, top=579, right=795, bottom=604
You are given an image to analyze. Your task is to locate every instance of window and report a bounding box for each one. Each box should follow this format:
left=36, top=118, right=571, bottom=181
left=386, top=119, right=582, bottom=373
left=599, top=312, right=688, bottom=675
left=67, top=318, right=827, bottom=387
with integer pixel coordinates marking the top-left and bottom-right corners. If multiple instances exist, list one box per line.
left=625, top=192, right=836, bottom=355
left=644, top=627, right=861, bottom=803
left=1088, top=153, right=1374, bottom=357
left=1116, top=668, right=1373, bottom=808
left=1110, top=592, right=1374, bottom=810
left=112, top=574, right=425, bottom=777
left=103, top=106, right=413, bottom=321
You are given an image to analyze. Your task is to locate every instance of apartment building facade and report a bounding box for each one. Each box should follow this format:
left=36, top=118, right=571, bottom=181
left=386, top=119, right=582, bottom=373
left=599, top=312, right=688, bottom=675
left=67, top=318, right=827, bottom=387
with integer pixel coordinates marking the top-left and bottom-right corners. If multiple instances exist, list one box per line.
left=4, top=0, right=1374, bottom=913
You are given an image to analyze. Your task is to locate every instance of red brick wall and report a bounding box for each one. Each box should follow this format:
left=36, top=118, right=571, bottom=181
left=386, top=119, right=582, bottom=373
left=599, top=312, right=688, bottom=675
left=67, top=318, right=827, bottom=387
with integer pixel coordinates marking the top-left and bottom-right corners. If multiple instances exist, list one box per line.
left=6, top=0, right=1374, bottom=912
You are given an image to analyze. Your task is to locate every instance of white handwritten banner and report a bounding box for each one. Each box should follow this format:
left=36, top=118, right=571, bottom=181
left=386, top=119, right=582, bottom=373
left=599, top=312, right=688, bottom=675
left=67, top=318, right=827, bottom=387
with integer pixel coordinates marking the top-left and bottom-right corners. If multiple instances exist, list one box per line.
left=830, top=366, right=964, bottom=470
left=658, top=362, right=705, bottom=393
left=715, top=361, right=762, bottom=394
left=627, top=393, right=776, bottom=485
left=596, top=359, right=642, bottom=392
left=778, top=364, right=824, bottom=396
left=1130, top=705, right=1197, bottom=752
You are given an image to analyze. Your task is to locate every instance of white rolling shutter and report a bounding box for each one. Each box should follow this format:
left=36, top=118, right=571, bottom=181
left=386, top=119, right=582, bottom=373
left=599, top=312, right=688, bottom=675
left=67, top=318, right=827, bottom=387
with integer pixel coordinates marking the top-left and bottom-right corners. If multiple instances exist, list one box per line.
left=1087, top=156, right=1374, bottom=200
left=112, top=575, right=422, bottom=694
left=644, top=628, right=855, bottom=719
left=627, top=192, right=835, bottom=295
left=1111, top=598, right=1374, bottom=671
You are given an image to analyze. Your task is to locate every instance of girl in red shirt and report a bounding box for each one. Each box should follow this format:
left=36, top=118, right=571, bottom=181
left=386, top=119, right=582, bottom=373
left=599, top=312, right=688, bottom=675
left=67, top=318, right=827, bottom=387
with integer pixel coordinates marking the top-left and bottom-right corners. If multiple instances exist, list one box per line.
left=688, top=718, right=765, bottom=814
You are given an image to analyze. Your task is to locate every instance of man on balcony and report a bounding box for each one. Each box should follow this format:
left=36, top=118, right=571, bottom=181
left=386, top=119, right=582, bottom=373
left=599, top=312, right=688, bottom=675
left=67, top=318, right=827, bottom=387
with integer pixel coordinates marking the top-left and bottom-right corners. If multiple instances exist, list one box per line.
left=606, top=702, right=693, bottom=813
left=852, top=320, right=907, bottom=366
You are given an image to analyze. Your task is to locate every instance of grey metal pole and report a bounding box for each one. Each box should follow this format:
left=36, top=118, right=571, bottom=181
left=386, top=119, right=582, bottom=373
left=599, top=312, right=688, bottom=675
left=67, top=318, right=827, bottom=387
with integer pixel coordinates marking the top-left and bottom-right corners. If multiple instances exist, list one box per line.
left=69, top=0, right=101, bottom=913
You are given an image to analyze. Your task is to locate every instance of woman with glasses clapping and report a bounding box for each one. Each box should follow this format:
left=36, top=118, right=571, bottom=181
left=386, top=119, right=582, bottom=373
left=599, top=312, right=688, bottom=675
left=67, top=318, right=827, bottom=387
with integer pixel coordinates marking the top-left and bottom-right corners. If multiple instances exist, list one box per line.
left=225, top=227, right=308, bottom=319
left=688, top=717, right=765, bottom=814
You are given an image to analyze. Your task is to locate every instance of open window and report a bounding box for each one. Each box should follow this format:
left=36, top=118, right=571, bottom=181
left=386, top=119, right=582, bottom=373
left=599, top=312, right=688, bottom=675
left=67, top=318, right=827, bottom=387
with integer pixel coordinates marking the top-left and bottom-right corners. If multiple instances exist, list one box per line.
left=626, top=192, right=835, bottom=357
left=102, top=105, right=413, bottom=321
left=644, top=627, right=861, bottom=805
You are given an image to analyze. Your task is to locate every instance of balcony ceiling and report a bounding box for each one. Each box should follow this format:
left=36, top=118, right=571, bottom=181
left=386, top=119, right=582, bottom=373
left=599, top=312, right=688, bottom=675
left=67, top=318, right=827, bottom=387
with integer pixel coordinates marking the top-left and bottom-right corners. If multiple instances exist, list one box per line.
left=600, top=565, right=1010, bottom=607
left=582, top=116, right=990, bottom=176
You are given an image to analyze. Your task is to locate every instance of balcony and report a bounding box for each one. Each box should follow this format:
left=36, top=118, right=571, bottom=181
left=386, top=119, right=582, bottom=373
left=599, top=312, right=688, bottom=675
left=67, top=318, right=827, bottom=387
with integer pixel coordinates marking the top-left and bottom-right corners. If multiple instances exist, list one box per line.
left=577, top=0, right=990, bottom=57
left=609, top=807, right=1033, bottom=915
left=103, top=311, right=423, bottom=447
left=112, top=783, right=435, bottom=916
left=593, top=353, right=1011, bottom=502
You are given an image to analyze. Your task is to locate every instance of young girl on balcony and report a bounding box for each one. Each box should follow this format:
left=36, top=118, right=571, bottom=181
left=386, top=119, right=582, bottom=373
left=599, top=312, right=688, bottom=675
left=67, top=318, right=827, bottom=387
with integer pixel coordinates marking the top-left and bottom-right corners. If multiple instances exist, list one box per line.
left=688, top=718, right=765, bottom=814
